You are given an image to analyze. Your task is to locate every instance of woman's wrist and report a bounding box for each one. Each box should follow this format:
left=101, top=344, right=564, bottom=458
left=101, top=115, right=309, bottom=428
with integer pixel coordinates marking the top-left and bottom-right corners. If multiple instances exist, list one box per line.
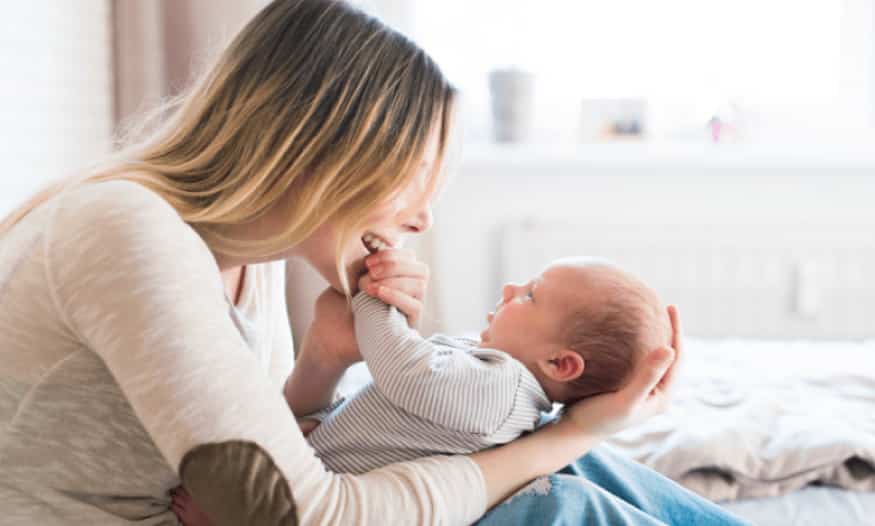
left=471, top=417, right=602, bottom=508
left=284, top=346, right=349, bottom=416
left=529, top=418, right=603, bottom=474
left=296, top=337, right=352, bottom=376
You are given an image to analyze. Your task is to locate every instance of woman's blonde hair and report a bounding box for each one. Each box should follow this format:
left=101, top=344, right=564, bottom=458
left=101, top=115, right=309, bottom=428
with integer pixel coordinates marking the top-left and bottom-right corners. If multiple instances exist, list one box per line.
left=1, top=0, right=456, bottom=293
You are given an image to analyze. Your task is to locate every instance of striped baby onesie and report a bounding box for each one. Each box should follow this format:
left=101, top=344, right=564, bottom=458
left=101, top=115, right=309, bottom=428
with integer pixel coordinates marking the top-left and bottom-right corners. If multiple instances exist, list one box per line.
left=306, top=293, right=553, bottom=475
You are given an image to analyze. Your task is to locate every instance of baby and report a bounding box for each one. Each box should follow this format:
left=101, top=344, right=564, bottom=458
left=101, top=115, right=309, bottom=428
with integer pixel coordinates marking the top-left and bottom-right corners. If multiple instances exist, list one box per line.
left=171, top=257, right=671, bottom=525
left=303, top=257, right=671, bottom=474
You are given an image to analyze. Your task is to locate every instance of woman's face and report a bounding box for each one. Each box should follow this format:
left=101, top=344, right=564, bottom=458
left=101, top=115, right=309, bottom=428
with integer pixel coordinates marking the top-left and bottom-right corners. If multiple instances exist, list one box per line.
left=295, top=127, right=446, bottom=291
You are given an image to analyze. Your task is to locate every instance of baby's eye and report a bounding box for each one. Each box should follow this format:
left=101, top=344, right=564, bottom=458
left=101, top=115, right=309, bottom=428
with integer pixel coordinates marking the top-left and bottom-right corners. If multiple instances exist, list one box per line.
left=526, top=289, right=534, bottom=301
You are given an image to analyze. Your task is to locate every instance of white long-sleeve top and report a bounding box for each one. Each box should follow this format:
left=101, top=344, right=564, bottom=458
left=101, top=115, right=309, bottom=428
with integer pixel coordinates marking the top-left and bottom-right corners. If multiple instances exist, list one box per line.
left=0, top=180, right=485, bottom=525
left=306, top=294, right=552, bottom=475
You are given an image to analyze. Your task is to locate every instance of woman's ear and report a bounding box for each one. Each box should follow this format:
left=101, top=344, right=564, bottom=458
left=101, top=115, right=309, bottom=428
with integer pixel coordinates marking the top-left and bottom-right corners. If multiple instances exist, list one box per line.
left=538, top=349, right=585, bottom=382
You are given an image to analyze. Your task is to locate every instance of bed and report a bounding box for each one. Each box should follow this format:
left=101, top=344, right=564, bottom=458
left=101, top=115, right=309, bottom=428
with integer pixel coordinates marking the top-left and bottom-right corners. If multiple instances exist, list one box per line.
left=606, top=338, right=875, bottom=525
left=721, top=486, right=875, bottom=526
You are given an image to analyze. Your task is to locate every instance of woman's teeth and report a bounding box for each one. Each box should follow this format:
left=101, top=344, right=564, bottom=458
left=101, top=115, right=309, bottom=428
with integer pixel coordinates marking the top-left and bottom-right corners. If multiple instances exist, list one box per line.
left=362, top=233, right=389, bottom=253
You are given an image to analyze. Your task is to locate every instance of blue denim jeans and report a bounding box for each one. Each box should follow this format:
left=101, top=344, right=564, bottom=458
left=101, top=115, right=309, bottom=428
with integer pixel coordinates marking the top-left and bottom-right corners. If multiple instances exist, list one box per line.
left=477, top=445, right=751, bottom=526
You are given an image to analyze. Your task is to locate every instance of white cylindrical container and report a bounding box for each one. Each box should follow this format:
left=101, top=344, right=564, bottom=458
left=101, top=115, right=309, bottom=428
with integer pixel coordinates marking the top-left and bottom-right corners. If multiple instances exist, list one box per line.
left=488, top=69, right=535, bottom=143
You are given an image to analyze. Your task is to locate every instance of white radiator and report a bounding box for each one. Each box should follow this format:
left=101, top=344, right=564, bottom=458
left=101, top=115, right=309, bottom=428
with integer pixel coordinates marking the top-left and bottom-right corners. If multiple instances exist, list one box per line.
left=500, top=221, right=875, bottom=339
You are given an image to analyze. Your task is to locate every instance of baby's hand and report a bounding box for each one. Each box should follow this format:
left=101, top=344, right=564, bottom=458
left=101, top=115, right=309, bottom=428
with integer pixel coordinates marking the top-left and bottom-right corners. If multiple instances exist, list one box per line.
left=297, top=417, right=320, bottom=437
left=170, top=486, right=214, bottom=526
left=359, top=247, right=429, bottom=327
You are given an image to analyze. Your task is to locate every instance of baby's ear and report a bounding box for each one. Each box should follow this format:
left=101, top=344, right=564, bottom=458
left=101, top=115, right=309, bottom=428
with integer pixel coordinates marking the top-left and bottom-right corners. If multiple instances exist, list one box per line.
left=539, top=349, right=585, bottom=382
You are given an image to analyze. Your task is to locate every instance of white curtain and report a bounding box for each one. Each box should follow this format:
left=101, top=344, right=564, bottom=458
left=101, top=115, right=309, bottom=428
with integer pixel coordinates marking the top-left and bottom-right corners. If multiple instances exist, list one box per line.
left=0, top=0, right=270, bottom=217
left=0, top=1, right=114, bottom=215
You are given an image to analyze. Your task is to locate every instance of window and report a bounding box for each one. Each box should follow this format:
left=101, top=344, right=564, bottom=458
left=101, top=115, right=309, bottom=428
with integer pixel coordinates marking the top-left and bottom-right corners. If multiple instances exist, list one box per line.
left=401, top=1, right=870, bottom=144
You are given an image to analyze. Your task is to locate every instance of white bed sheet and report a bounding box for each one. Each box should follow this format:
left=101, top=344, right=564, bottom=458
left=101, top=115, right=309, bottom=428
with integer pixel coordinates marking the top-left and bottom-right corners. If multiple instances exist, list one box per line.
left=721, top=486, right=875, bottom=526
left=606, top=338, right=875, bottom=502
left=625, top=338, right=875, bottom=525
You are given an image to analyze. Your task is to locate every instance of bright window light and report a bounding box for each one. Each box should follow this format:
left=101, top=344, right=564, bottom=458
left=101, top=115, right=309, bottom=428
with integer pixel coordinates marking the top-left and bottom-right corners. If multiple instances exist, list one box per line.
left=409, top=1, right=854, bottom=142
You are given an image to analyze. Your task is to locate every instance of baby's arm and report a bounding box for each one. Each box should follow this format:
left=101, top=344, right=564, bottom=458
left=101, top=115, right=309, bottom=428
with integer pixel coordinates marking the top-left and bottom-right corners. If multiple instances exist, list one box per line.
left=352, top=293, right=523, bottom=435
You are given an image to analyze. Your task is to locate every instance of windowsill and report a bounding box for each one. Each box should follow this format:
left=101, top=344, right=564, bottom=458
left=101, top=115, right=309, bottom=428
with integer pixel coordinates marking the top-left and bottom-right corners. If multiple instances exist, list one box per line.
left=458, top=141, right=875, bottom=169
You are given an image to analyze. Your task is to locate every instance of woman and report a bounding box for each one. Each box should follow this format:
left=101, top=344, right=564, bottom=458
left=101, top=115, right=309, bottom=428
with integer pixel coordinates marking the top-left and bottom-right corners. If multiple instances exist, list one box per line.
left=0, top=1, right=746, bottom=524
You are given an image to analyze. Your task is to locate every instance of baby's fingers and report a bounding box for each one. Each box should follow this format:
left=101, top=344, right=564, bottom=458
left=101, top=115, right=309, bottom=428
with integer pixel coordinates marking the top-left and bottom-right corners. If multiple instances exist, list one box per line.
left=368, top=260, right=428, bottom=282
left=358, top=273, right=373, bottom=294
left=373, top=286, right=421, bottom=326
left=366, top=249, right=428, bottom=279
left=365, top=277, right=425, bottom=300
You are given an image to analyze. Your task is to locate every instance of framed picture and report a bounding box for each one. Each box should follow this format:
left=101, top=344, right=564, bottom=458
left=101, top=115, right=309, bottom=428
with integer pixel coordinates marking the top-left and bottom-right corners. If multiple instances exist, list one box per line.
left=580, top=98, right=647, bottom=141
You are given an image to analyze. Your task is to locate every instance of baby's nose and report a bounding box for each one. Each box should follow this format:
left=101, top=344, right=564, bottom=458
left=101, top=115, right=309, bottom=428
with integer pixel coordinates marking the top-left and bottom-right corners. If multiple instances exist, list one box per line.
left=500, top=283, right=526, bottom=306
left=501, top=284, right=516, bottom=303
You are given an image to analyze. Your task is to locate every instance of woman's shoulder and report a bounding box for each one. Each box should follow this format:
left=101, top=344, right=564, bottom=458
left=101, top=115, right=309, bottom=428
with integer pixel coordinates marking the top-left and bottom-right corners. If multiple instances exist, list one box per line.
left=47, top=178, right=216, bottom=276
left=52, top=178, right=197, bottom=243
left=57, top=178, right=179, bottom=223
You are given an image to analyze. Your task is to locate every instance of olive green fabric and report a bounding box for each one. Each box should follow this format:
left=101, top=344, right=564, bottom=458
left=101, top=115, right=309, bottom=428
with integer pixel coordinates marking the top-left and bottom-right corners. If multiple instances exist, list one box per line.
left=180, top=441, right=298, bottom=526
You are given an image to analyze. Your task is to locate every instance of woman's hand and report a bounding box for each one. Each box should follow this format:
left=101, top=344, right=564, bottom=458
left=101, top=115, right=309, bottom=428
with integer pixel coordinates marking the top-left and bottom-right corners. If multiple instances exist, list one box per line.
left=308, top=288, right=361, bottom=369
left=358, top=247, right=429, bottom=327
left=284, top=288, right=359, bottom=418
left=562, top=305, right=683, bottom=438
left=297, top=417, right=320, bottom=437
left=471, top=305, right=684, bottom=507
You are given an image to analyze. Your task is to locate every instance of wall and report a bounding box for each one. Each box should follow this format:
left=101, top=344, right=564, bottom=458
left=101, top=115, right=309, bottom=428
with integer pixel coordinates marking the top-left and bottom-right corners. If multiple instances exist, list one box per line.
left=114, top=0, right=267, bottom=126
left=0, top=0, right=269, bottom=218
left=427, top=143, right=875, bottom=338
left=0, top=1, right=113, bottom=216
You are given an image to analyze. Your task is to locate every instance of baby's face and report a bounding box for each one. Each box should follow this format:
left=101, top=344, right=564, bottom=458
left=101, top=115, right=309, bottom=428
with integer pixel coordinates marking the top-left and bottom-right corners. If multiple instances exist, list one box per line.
left=479, top=261, right=592, bottom=364
left=479, top=260, right=666, bottom=367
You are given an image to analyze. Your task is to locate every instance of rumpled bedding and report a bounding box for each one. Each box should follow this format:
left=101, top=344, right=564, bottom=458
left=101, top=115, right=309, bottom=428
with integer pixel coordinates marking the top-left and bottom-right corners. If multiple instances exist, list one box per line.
left=607, top=339, right=875, bottom=502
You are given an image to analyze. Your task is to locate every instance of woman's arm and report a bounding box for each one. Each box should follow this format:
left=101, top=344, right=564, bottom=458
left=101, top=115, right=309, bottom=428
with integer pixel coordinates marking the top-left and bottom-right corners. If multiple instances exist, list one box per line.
left=283, top=330, right=350, bottom=417
left=56, top=181, right=686, bottom=526
left=48, top=182, right=486, bottom=526
left=283, top=288, right=362, bottom=416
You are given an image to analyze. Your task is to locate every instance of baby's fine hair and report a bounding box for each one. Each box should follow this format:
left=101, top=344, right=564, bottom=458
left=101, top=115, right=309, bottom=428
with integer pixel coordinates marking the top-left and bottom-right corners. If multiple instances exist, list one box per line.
left=560, top=263, right=664, bottom=403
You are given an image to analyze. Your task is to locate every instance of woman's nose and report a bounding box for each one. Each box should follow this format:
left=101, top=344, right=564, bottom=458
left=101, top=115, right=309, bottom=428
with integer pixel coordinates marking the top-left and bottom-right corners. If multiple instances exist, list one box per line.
left=404, top=205, right=434, bottom=233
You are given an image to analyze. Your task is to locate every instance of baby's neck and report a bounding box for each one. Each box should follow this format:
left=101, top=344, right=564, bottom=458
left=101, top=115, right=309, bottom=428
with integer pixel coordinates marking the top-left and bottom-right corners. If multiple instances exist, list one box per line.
left=480, top=340, right=570, bottom=403
left=525, top=363, right=569, bottom=404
